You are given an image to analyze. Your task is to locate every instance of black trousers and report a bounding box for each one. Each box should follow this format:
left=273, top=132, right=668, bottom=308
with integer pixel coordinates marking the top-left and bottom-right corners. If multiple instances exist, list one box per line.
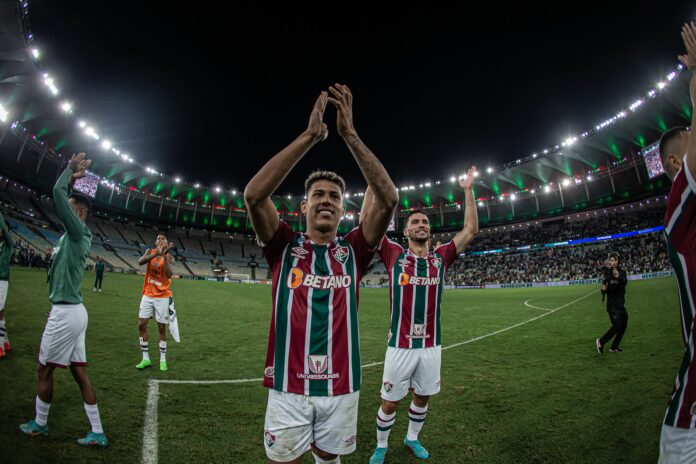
left=599, top=306, right=628, bottom=349
left=94, top=273, right=103, bottom=289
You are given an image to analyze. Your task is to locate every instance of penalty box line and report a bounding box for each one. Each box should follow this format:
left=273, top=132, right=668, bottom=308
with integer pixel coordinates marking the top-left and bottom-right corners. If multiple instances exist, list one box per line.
left=141, top=289, right=598, bottom=464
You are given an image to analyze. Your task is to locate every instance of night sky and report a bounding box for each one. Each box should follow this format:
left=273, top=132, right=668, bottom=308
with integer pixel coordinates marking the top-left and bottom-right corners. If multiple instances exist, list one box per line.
left=28, top=1, right=695, bottom=195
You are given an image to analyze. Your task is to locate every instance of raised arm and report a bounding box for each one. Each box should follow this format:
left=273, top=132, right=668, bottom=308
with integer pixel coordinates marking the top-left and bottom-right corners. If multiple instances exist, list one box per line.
left=244, top=92, right=329, bottom=243
left=451, top=166, right=479, bottom=254
left=138, top=242, right=174, bottom=266
left=328, top=84, right=398, bottom=247
left=358, top=186, right=374, bottom=225
left=679, top=22, right=696, bottom=180
left=0, top=211, right=14, bottom=247
left=54, top=153, right=91, bottom=239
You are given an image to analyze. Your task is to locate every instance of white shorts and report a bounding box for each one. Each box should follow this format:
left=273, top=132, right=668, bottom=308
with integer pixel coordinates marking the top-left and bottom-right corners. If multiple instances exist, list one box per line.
left=380, top=346, right=441, bottom=401
left=263, top=389, right=359, bottom=462
left=39, top=303, right=88, bottom=368
left=0, top=280, right=7, bottom=311
left=659, top=424, right=696, bottom=463
left=139, top=296, right=171, bottom=324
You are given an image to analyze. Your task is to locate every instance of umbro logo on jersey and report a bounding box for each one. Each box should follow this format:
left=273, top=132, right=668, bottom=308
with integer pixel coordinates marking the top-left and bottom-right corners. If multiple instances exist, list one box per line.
left=398, top=273, right=441, bottom=286
left=291, top=246, right=308, bottom=259
left=332, top=245, right=349, bottom=264
left=398, top=258, right=411, bottom=267
left=287, top=268, right=353, bottom=289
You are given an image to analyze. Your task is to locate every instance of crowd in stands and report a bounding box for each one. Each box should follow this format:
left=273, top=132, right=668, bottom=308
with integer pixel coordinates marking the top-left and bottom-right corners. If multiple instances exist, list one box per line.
left=11, top=239, right=51, bottom=269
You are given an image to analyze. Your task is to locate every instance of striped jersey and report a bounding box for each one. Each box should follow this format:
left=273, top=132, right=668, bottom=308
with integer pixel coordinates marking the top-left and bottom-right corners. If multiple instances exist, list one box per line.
left=380, top=236, right=459, bottom=349
left=261, top=221, right=375, bottom=397
left=663, top=155, right=696, bottom=429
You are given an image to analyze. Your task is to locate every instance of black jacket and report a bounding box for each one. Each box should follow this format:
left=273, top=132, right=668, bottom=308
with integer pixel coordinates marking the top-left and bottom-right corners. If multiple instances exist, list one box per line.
left=601, top=267, right=627, bottom=309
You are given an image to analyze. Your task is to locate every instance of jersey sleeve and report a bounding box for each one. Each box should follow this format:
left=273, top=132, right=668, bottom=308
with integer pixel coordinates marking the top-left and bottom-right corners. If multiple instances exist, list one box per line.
left=377, top=235, right=404, bottom=273
left=258, top=220, right=296, bottom=268
left=434, top=240, right=459, bottom=268
left=664, top=154, right=696, bottom=254
left=345, top=223, right=378, bottom=276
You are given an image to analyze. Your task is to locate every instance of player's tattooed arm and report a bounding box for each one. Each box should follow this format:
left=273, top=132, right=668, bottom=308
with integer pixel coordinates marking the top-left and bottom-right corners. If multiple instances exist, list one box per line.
left=244, top=92, right=329, bottom=243
left=138, top=249, right=160, bottom=265
left=163, top=253, right=174, bottom=278
left=452, top=166, right=479, bottom=254
left=678, top=22, right=696, bottom=181
left=328, top=84, right=398, bottom=247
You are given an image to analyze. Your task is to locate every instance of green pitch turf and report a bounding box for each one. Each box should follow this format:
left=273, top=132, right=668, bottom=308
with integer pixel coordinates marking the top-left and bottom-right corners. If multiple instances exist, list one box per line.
left=0, top=268, right=684, bottom=463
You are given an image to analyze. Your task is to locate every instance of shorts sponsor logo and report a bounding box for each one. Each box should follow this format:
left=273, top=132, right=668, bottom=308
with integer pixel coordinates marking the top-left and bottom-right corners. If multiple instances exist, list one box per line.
left=431, top=257, right=442, bottom=270
left=264, top=430, right=275, bottom=448
left=408, top=323, right=429, bottom=339
left=297, top=354, right=339, bottom=380
left=291, top=246, right=309, bottom=259
left=332, top=245, right=349, bottom=264
left=398, top=273, right=440, bottom=286
left=345, top=435, right=357, bottom=446
left=287, top=268, right=353, bottom=289
left=264, top=366, right=274, bottom=378
left=287, top=268, right=304, bottom=289
left=383, top=381, right=393, bottom=393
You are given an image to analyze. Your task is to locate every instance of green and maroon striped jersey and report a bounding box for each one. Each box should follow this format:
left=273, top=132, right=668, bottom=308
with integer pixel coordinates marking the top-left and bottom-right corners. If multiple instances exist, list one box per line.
left=261, top=221, right=375, bottom=396
left=663, top=155, right=696, bottom=429
left=379, top=236, right=459, bottom=349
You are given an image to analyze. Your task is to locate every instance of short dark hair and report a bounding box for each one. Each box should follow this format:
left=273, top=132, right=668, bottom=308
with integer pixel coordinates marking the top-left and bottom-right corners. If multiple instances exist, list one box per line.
left=304, top=170, right=346, bottom=196
left=659, top=126, right=688, bottom=169
left=69, top=192, right=92, bottom=211
left=608, top=252, right=620, bottom=262
left=405, top=209, right=428, bottom=223
left=157, top=232, right=167, bottom=239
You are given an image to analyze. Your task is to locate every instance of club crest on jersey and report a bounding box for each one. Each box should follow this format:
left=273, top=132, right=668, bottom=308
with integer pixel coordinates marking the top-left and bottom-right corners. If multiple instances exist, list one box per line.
left=264, top=431, right=276, bottom=448
left=383, top=381, right=393, bottom=393
left=287, top=268, right=352, bottom=289
left=332, top=245, right=349, bottom=264
left=291, top=246, right=308, bottom=259
left=431, top=257, right=442, bottom=269
left=264, top=366, right=274, bottom=378
left=308, top=354, right=329, bottom=374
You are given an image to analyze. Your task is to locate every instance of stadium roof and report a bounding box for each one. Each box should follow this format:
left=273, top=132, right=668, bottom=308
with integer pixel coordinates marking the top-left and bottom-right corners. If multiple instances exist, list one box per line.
left=0, top=0, right=690, bottom=213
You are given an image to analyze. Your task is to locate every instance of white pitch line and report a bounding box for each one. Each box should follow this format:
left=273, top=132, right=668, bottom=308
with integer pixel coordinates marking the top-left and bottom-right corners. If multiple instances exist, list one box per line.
left=141, top=380, right=159, bottom=464
left=524, top=298, right=553, bottom=311
left=141, top=289, right=598, bottom=464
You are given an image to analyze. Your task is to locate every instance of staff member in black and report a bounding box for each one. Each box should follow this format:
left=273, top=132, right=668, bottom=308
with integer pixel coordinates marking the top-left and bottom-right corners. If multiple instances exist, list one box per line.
left=93, top=256, right=105, bottom=292
left=595, top=252, right=628, bottom=354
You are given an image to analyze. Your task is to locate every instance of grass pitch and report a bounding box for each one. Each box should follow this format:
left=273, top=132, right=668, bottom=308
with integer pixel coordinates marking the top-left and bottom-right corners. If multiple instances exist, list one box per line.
left=0, top=268, right=684, bottom=463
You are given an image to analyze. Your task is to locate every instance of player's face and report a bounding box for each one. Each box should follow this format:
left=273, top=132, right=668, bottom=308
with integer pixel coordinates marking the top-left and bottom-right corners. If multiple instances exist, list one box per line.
left=156, top=234, right=167, bottom=248
left=608, top=256, right=618, bottom=268
left=405, top=213, right=430, bottom=243
left=301, top=180, right=344, bottom=234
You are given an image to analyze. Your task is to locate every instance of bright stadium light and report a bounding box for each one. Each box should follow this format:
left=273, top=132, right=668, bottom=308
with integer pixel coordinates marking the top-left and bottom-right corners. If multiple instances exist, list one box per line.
left=530, top=189, right=536, bottom=194
left=0, top=104, right=8, bottom=122
left=562, top=178, right=571, bottom=187
left=60, top=101, right=72, bottom=113
left=101, top=140, right=112, bottom=150
left=287, top=195, right=291, bottom=199
left=174, top=177, right=181, bottom=183
left=231, top=189, right=237, bottom=195
left=78, top=120, right=86, bottom=128
left=450, top=176, right=456, bottom=183
left=473, top=171, right=479, bottom=177
left=532, top=153, right=537, bottom=158
left=424, top=182, right=431, bottom=187
left=344, top=193, right=350, bottom=198
left=544, top=185, right=551, bottom=193
left=121, top=154, right=128, bottom=161
left=510, top=194, right=517, bottom=201
left=194, top=183, right=200, bottom=188
left=31, top=47, right=40, bottom=59
left=478, top=201, right=484, bottom=207
left=586, top=175, right=593, bottom=181
left=657, top=81, right=666, bottom=90
left=486, top=167, right=493, bottom=173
